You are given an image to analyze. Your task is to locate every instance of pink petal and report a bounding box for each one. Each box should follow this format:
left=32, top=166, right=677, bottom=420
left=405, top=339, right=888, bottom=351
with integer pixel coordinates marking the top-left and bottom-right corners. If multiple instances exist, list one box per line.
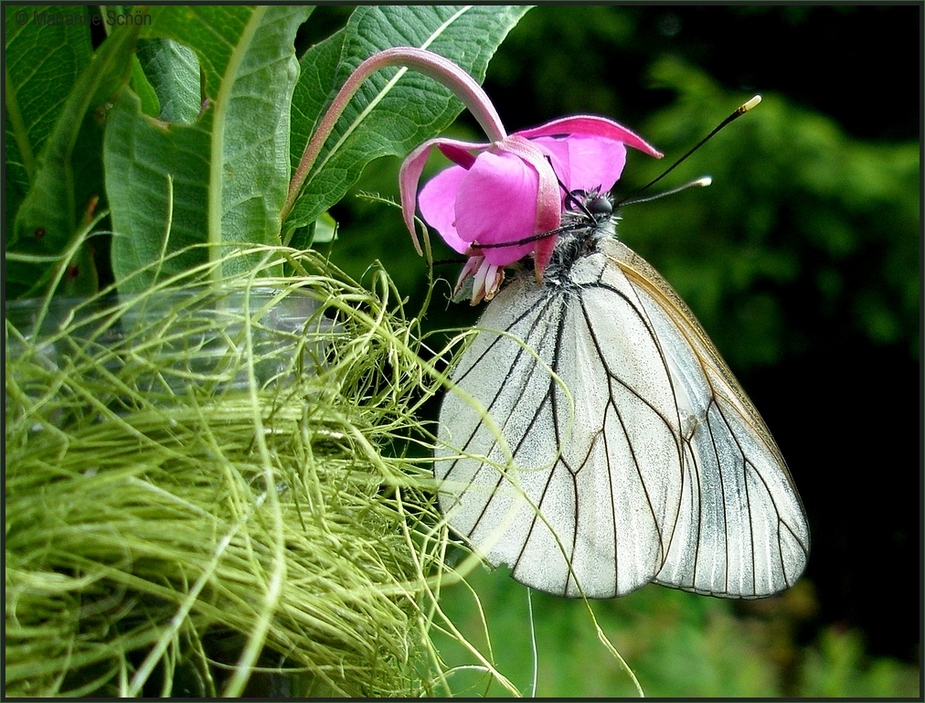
left=498, top=136, right=561, bottom=231
left=453, top=256, right=483, bottom=299
left=454, top=151, right=539, bottom=265
left=399, top=136, right=491, bottom=250
left=482, top=264, right=505, bottom=301
left=531, top=135, right=628, bottom=194
left=437, top=142, right=477, bottom=169
left=398, top=140, right=437, bottom=251
left=515, top=114, right=663, bottom=159
left=471, top=258, right=494, bottom=304
left=418, top=165, right=470, bottom=254
left=498, top=135, right=562, bottom=277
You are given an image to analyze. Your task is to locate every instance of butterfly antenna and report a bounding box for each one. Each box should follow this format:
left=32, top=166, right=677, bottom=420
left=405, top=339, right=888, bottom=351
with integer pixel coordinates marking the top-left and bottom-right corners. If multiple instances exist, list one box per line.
left=617, top=95, right=761, bottom=207
left=546, top=156, right=597, bottom=220
left=620, top=176, right=712, bottom=206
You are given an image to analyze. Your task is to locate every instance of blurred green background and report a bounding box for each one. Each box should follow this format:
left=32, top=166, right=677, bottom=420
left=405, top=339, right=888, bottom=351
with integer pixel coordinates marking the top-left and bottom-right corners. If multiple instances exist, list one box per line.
left=300, top=5, right=920, bottom=697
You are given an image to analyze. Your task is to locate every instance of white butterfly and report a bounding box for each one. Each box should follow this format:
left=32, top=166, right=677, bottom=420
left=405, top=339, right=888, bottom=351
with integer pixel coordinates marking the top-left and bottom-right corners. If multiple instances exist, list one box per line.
left=436, top=193, right=810, bottom=599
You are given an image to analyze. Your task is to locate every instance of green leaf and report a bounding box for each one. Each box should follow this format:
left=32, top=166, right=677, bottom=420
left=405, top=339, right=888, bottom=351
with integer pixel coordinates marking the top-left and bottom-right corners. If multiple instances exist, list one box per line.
left=4, top=6, right=93, bottom=220
left=285, top=5, right=532, bottom=232
left=129, top=54, right=161, bottom=119
left=312, top=212, right=339, bottom=244
left=6, top=8, right=141, bottom=299
left=107, top=5, right=311, bottom=292
left=135, top=38, right=201, bottom=123
left=104, top=89, right=211, bottom=290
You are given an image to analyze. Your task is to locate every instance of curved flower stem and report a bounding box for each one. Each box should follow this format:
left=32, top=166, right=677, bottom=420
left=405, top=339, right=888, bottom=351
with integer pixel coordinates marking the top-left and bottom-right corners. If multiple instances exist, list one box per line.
left=283, top=47, right=507, bottom=221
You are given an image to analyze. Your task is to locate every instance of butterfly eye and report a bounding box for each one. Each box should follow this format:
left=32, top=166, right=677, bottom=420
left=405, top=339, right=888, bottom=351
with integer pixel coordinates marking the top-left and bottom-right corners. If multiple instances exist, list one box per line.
left=587, top=195, right=613, bottom=218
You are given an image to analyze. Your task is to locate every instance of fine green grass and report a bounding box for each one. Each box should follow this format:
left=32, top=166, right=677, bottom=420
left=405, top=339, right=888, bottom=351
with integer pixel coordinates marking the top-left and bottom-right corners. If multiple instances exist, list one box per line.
left=5, top=246, right=457, bottom=696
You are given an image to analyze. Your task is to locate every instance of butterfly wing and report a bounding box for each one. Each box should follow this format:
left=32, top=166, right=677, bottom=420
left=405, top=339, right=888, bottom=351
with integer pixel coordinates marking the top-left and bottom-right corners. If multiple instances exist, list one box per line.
left=605, top=238, right=810, bottom=597
left=436, top=238, right=809, bottom=599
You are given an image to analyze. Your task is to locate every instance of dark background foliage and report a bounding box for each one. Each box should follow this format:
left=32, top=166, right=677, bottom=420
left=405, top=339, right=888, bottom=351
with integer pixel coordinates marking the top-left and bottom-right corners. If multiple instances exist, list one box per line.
left=302, top=3, right=921, bottom=681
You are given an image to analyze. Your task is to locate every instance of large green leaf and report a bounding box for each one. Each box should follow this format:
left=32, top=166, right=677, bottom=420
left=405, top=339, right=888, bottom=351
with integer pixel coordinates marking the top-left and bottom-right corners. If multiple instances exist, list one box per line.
left=107, top=5, right=311, bottom=292
left=7, top=8, right=141, bottom=299
left=284, top=5, right=533, bottom=234
left=4, top=5, right=93, bottom=236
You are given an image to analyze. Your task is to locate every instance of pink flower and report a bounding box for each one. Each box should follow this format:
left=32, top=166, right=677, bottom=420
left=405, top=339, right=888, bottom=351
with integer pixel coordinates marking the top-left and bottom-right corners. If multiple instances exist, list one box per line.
left=400, top=115, right=662, bottom=302
left=284, top=46, right=661, bottom=303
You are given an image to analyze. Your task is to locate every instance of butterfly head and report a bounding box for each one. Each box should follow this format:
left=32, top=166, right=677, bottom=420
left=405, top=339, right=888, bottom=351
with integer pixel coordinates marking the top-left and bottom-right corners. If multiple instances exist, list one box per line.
left=562, top=187, right=615, bottom=226
left=536, top=188, right=618, bottom=286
